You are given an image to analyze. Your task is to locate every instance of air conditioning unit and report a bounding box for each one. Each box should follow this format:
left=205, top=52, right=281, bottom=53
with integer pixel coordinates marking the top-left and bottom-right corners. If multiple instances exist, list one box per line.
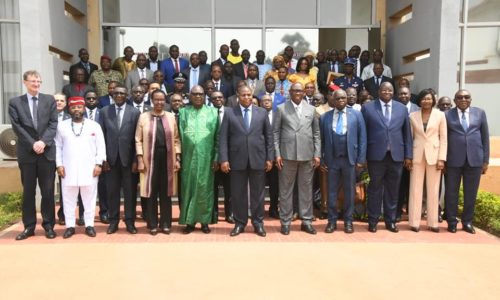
left=0, top=124, right=17, bottom=160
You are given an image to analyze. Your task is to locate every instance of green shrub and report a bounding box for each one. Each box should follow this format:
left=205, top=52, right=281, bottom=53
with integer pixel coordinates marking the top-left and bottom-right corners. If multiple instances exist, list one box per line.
left=0, top=192, right=23, bottom=229
left=458, top=189, right=500, bottom=236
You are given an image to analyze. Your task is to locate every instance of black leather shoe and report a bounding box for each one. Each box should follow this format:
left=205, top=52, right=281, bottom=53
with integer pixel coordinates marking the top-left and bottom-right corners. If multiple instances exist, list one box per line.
left=280, top=225, right=290, bottom=235
left=58, top=219, right=66, bottom=226
left=225, top=216, right=235, bottom=224
left=85, top=226, right=96, bottom=237
left=63, top=227, right=75, bottom=239
left=429, top=227, right=440, bottom=233
left=182, top=225, right=195, bottom=234
left=385, top=222, right=399, bottom=233
left=100, top=215, right=109, bottom=224
left=150, top=228, right=158, bottom=236
left=126, top=224, right=138, bottom=234
left=410, top=226, right=420, bottom=232
left=106, top=223, right=118, bottom=234
left=254, top=224, right=266, bottom=237
left=301, top=224, right=317, bottom=235
left=77, top=218, right=85, bottom=226
left=319, top=212, right=328, bottom=220
left=45, top=228, right=57, bottom=239
left=463, top=223, right=476, bottom=234
left=15, top=229, right=35, bottom=241
left=230, top=225, right=245, bottom=237
left=324, top=222, right=337, bottom=233
left=447, top=224, right=457, bottom=233
left=368, top=223, right=377, bottom=233
left=344, top=222, right=354, bottom=234
left=268, top=209, right=280, bottom=219
left=161, top=227, right=171, bottom=234
left=201, top=224, right=211, bottom=234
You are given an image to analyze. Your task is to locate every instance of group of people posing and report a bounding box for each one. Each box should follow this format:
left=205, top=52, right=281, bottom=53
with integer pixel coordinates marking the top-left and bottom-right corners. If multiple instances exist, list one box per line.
left=8, top=41, right=489, bottom=240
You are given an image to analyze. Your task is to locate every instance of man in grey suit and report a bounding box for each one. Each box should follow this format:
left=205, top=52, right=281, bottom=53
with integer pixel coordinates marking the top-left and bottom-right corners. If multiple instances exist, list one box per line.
left=125, top=54, right=154, bottom=92
left=219, top=86, right=274, bottom=237
left=245, top=64, right=264, bottom=96
left=445, top=89, right=489, bottom=234
left=274, top=83, right=321, bottom=235
left=9, top=70, right=58, bottom=240
left=320, top=89, right=367, bottom=234
left=99, top=84, right=141, bottom=234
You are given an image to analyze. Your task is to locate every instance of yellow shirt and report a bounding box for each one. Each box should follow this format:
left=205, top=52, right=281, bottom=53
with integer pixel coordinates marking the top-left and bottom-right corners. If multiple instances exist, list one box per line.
left=227, top=53, right=242, bottom=64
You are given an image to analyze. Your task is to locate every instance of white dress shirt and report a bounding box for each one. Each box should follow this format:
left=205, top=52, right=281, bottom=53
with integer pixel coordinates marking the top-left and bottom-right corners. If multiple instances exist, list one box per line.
left=332, top=108, right=347, bottom=134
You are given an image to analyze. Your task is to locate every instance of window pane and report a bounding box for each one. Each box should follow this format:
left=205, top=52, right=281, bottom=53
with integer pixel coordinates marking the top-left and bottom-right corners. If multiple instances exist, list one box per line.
left=0, top=0, right=19, bottom=20
left=1, top=23, right=22, bottom=123
left=463, top=27, right=500, bottom=135
left=159, top=0, right=211, bottom=25
left=214, top=29, right=262, bottom=63
left=102, top=0, right=120, bottom=23
left=266, top=0, right=316, bottom=26
left=103, top=27, right=212, bottom=62
left=351, top=0, right=372, bottom=25
left=215, top=0, right=262, bottom=25
left=468, top=0, right=500, bottom=22
left=265, top=28, right=318, bottom=60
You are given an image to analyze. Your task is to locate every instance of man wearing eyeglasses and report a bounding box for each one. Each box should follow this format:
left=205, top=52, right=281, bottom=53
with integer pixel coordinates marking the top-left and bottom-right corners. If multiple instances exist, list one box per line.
left=178, top=85, right=220, bottom=234
left=9, top=70, right=58, bottom=240
left=444, top=90, right=489, bottom=234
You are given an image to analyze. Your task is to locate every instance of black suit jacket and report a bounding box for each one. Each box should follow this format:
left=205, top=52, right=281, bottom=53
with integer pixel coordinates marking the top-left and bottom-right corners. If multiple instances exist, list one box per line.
left=69, top=61, right=98, bottom=84
left=317, top=62, right=344, bottom=93
left=181, top=67, right=211, bottom=92
left=233, top=62, right=248, bottom=80
left=8, top=93, right=58, bottom=163
left=99, top=104, right=140, bottom=167
left=212, top=78, right=235, bottom=99
left=363, top=76, right=395, bottom=98
left=211, top=58, right=226, bottom=69
left=219, top=105, right=274, bottom=170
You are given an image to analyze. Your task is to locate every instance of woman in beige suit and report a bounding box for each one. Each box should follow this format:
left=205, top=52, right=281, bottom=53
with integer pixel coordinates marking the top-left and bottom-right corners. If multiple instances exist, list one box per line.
left=408, top=89, right=447, bottom=232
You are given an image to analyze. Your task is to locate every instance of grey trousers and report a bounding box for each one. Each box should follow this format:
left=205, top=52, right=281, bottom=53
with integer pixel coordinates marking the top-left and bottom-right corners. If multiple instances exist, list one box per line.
left=279, top=159, right=314, bottom=225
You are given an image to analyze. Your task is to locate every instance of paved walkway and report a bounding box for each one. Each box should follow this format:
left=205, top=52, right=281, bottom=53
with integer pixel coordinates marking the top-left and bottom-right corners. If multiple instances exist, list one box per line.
left=1, top=206, right=499, bottom=300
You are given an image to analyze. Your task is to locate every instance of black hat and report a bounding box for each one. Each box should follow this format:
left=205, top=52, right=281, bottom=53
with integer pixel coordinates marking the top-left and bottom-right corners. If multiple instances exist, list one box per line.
left=172, top=72, right=187, bottom=82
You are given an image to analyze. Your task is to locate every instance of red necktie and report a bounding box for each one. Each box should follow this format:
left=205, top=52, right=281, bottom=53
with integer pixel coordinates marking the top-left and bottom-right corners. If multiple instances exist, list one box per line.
left=174, top=59, right=179, bottom=73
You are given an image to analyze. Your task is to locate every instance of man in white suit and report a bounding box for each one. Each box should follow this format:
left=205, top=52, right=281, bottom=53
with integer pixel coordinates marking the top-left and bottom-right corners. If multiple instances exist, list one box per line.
left=55, top=97, right=106, bottom=238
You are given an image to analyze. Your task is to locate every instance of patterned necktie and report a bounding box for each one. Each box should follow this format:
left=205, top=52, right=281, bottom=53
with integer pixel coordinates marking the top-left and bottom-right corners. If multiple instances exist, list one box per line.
left=140, top=69, right=145, bottom=79
left=116, top=106, right=123, bottom=129
left=32, top=96, right=38, bottom=129
left=243, top=108, right=250, bottom=130
left=384, top=104, right=390, bottom=124
left=88, top=109, right=94, bottom=120
left=214, top=81, right=219, bottom=91
left=336, top=110, right=343, bottom=134
left=461, top=111, right=468, bottom=131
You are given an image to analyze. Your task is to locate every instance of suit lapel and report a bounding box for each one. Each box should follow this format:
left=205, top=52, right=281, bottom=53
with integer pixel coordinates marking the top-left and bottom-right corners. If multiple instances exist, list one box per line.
left=249, top=105, right=259, bottom=134
left=374, top=100, right=388, bottom=128
left=233, top=106, right=247, bottom=133
left=286, top=101, right=300, bottom=129
left=21, top=94, right=36, bottom=129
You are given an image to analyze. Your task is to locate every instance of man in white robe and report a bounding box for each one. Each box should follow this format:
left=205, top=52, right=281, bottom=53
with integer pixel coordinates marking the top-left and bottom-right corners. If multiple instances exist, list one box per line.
left=55, top=96, right=106, bottom=238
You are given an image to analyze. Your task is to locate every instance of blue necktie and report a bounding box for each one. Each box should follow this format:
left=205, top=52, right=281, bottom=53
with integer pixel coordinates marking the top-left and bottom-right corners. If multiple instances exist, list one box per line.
left=461, top=111, right=468, bottom=131
left=384, top=104, right=390, bottom=124
left=336, top=110, right=343, bottom=134
left=243, top=108, right=250, bottom=130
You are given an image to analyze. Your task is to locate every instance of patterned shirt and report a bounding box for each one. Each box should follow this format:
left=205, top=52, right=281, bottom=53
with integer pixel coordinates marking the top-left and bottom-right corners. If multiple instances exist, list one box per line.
left=88, top=70, right=123, bottom=97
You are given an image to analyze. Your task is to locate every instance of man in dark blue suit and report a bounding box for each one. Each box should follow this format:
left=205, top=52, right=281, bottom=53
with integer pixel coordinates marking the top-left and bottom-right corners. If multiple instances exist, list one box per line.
left=99, top=84, right=141, bottom=234
left=98, top=80, right=119, bottom=108
left=160, top=45, right=189, bottom=92
left=444, top=89, right=489, bottom=234
left=210, top=64, right=234, bottom=99
left=361, top=82, right=412, bottom=233
left=181, top=53, right=210, bottom=92
left=258, top=77, right=286, bottom=111
left=219, top=86, right=274, bottom=237
left=320, top=89, right=367, bottom=233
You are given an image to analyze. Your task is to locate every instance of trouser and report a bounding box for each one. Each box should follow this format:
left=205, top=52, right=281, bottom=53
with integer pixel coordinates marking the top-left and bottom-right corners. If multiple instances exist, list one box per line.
left=106, top=156, right=134, bottom=225
left=279, top=159, right=315, bottom=226
left=57, top=175, right=84, bottom=220
left=326, top=157, right=356, bottom=223
left=231, top=168, right=265, bottom=227
left=408, top=160, right=441, bottom=228
left=19, top=157, right=56, bottom=231
left=62, top=180, right=98, bottom=228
